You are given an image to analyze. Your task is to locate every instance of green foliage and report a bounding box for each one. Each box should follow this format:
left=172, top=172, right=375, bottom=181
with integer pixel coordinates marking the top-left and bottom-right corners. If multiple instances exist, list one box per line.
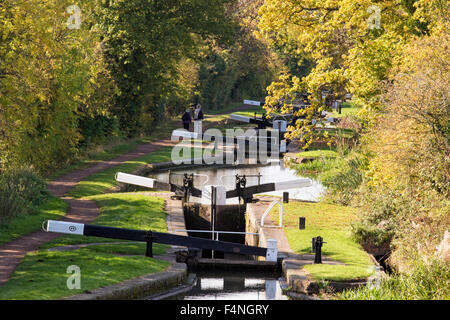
left=0, top=168, right=49, bottom=223
left=0, top=196, right=67, bottom=246
left=96, top=0, right=236, bottom=135
left=275, top=202, right=374, bottom=281
left=258, top=0, right=449, bottom=144
left=0, top=0, right=116, bottom=173
left=196, top=1, right=281, bottom=111
left=337, top=259, right=450, bottom=300
left=320, top=154, right=366, bottom=205
left=78, top=113, right=121, bottom=148
left=0, top=0, right=253, bottom=174
left=0, top=247, right=169, bottom=300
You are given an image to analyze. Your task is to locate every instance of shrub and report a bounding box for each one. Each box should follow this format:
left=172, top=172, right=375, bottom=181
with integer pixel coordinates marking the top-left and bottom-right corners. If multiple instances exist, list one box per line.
left=321, top=154, right=365, bottom=205
left=0, top=167, right=48, bottom=224
left=337, top=259, right=450, bottom=300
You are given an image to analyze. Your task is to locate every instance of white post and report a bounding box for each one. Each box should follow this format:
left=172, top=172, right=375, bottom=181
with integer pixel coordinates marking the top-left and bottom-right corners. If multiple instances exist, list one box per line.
left=266, top=239, right=278, bottom=262
left=265, top=280, right=276, bottom=300
left=201, top=185, right=226, bottom=205
left=272, top=120, right=287, bottom=133
left=194, top=120, right=202, bottom=135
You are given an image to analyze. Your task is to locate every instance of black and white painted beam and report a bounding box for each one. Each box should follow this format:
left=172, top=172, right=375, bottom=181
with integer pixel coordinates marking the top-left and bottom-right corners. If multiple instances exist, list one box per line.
left=171, top=129, right=287, bottom=153
left=229, top=113, right=272, bottom=128
left=225, top=178, right=312, bottom=199
left=115, top=172, right=157, bottom=189
left=43, top=220, right=269, bottom=257
left=115, top=172, right=202, bottom=197
left=243, top=99, right=263, bottom=106
left=171, top=129, right=201, bottom=140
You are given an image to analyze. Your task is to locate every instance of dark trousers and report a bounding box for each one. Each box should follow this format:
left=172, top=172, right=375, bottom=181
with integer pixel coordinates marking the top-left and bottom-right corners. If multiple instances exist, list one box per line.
left=183, top=122, right=190, bottom=130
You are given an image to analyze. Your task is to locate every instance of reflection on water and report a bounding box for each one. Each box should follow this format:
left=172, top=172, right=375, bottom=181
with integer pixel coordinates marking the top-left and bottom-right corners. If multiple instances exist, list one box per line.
left=152, top=161, right=325, bottom=203
left=177, top=271, right=288, bottom=300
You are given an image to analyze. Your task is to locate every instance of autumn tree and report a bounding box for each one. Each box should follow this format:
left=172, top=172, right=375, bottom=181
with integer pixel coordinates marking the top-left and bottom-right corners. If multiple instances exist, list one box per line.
left=0, top=0, right=109, bottom=172
left=96, top=0, right=236, bottom=136
left=258, top=0, right=448, bottom=145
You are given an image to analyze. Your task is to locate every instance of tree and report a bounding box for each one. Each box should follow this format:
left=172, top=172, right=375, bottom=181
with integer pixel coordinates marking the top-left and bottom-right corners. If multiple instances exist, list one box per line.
left=0, top=0, right=104, bottom=172
left=258, top=0, right=448, bottom=144
left=361, top=28, right=449, bottom=269
left=96, top=0, right=236, bottom=136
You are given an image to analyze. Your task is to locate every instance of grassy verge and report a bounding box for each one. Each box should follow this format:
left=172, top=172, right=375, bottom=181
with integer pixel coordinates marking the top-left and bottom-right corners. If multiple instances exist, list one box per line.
left=205, top=102, right=243, bottom=115
left=42, top=193, right=169, bottom=249
left=232, top=105, right=266, bottom=117
left=296, top=149, right=338, bottom=159
left=336, top=260, right=449, bottom=300
left=46, top=139, right=143, bottom=182
left=0, top=196, right=68, bottom=247
left=0, top=193, right=170, bottom=299
left=329, top=102, right=359, bottom=119
left=68, top=146, right=174, bottom=199
left=270, top=201, right=374, bottom=281
left=0, top=247, right=169, bottom=300
left=46, top=117, right=180, bottom=181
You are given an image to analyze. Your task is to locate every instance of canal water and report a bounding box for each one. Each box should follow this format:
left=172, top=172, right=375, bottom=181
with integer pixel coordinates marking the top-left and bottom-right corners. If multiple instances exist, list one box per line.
left=152, top=160, right=325, bottom=203
left=168, top=270, right=289, bottom=300
left=148, top=160, right=321, bottom=300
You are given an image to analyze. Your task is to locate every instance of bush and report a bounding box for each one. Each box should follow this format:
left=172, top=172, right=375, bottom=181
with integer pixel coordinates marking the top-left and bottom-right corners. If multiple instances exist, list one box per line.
left=337, top=259, right=450, bottom=300
left=0, top=168, right=48, bottom=224
left=78, top=113, right=121, bottom=148
left=321, top=154, right=365, bottom=205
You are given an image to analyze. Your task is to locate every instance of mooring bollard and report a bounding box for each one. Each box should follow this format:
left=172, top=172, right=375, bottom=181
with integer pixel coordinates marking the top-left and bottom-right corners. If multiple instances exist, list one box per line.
left=145, top=231, right=153, bottom=258
left=299, top=217, right=306, bottom=230
left=266, top=239, right=278, bottom=262
left=283, top=191, right=289, bottom=203
left=312, top=236, right=325, bottom=264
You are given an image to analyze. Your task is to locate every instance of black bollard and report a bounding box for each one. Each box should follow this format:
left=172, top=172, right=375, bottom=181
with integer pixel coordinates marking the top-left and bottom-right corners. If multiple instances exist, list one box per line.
left=299, top=217, right=306, bottom=230
left=314, top=236, right=324, bottom=264
left=283, top=192, right=289, bottom=203
left=145, top=231, right=153, bottom=258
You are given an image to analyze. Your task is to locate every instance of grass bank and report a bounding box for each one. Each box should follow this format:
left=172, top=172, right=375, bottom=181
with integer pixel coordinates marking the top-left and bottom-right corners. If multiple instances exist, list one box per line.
left=270, top=201, right=374, bottom=281
left=336, top=259, right=449, bottom=300
left=68, top=146, right=175, bottom=199
left=0, top=196, right=68, bottom=247
left=0, top=193, right=170, bottom=299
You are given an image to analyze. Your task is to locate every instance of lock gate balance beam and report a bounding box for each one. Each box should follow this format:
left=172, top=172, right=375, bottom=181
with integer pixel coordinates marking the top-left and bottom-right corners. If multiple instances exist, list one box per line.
left=44, top=220, right=268, bottom=257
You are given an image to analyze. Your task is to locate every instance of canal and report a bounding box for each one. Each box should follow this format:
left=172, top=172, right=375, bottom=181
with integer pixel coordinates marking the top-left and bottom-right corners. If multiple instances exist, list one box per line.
left=145, top=270, right=290, bottom=300
left=151, top=160, right=325, bottom=203
left=146, top=160, right=322, bottom=300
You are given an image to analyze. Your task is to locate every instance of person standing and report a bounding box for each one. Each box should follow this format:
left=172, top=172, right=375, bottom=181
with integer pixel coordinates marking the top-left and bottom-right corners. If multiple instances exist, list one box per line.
left=182, top=109, right=192, bottom=131
left=194, top=104, right=204, bottom=120
left=193, top=104, right=204, bottom=134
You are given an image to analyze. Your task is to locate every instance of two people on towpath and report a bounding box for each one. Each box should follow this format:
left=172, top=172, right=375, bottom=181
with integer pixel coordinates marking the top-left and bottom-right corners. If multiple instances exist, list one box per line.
left=182, top=104, right=203, bottom=131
